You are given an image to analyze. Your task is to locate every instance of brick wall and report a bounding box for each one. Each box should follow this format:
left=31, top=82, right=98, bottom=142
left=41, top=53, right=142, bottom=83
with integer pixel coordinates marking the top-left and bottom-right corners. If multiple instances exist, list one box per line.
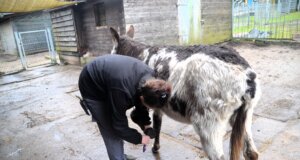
left=200, top=0, right=232, bottom=44
left=123, top=0, right=179, bottom=45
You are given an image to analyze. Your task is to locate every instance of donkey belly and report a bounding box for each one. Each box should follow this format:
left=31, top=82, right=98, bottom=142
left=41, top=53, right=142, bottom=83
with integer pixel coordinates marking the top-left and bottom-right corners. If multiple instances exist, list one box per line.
left=161, top=106, right=192, bottom=124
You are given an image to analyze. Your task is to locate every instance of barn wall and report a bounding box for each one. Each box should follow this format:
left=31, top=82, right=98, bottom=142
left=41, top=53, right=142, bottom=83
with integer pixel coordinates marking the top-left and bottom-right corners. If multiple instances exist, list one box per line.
left=0, top=20, right=17, bottom=55
left=79, top=0, right=125, bottom=56
left=51, top=8, right=78, bottom=54
left=123, top=0, right=179, bottom=45
left=51, top=8, right=80, bottom=64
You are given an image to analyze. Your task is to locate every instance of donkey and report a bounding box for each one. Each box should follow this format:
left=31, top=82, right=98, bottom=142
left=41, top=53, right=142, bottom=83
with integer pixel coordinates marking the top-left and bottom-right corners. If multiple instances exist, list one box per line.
left=110, top=26, right=261, bottom=160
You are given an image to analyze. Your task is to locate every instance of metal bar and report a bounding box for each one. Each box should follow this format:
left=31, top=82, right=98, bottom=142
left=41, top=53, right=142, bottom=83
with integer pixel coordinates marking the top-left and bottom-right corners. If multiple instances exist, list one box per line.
left=18, top=29, right=48, bottom=35
left=265, top=3, right=267, bottom=40
left=44, top=29, right=55, bottom=64
left=232, top=0, right=234, bottom=38
left=297, top=19, right=300, bottom=34
left=46, top=28, right=57, bottom=64
left=269, top=4, right=272, bottom=38
left=19, top=32, right=28, bottom=68
left=22, top=42, right=48, bottom=45
left=282, top=14, right=285, bottom=39
left=275, top=11, right=278, bottom=39
left=44, top=30, right=51, bottom=53
left=14, top=32, right=26, bottom=69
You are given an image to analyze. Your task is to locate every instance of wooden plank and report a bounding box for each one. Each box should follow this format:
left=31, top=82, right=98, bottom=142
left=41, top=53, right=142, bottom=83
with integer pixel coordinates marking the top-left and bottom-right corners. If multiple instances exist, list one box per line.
left=52, top=20, right=74, bottom=28
left=51, top=9, right=72, bottom=18
left=52, top=14, right=73, bottom=23
left=56, top=41, right=77, bottom=47
left=54, top=31, right=76, bottom=37
left=54, top=36, right=77, bottom=42
left=56, top=46, right=78, bottom=52
left=53, top=26, right=75, bottom=32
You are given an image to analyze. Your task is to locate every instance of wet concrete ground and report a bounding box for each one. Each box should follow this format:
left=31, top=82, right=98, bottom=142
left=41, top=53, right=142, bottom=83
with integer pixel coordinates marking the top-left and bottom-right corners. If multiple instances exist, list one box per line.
left=0, top=52, right=52, bottom=75
left=0, top=43, right=300, bottom=160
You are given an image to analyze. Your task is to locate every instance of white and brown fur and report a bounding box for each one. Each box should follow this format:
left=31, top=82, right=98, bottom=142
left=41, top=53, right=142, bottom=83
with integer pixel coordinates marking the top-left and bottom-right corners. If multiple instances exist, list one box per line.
left=110, top=26, right=261, bottom=160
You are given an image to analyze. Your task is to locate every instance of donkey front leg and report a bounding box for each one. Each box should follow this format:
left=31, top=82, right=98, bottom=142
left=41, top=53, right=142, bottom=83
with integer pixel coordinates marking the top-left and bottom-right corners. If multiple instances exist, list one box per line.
left=152, top=110, right=163, bottom=153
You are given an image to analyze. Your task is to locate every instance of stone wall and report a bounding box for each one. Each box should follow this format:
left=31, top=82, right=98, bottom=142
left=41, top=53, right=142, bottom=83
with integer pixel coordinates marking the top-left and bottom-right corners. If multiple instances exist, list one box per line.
left=200, top=0, right=232, bottom=44
left=79, top=0, right=125, bottom=56
left=0, top=20, right=17, bottom=55
left=123, top=0, right=179, bottom=45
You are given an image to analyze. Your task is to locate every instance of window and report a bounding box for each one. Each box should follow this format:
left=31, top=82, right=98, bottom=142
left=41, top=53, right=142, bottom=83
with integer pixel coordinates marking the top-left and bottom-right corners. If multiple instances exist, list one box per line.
left=94, top=3, right=106, bottom=26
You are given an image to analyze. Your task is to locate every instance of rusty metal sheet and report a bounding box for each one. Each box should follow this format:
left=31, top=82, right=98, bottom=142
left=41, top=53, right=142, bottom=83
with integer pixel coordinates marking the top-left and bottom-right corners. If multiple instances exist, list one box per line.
left=0, top=0, right=76, bottom=13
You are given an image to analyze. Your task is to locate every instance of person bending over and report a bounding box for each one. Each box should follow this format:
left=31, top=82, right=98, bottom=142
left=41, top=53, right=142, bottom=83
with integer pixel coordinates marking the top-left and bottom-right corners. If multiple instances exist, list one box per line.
left=78, top=54, right=171, bottom=160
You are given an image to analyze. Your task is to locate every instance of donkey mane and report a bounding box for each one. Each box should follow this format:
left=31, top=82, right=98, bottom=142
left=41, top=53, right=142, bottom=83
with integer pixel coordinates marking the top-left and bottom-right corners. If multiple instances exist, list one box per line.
left=164, top=45, right=250, bottom=69
left=118, top=35, right=250, bottom=69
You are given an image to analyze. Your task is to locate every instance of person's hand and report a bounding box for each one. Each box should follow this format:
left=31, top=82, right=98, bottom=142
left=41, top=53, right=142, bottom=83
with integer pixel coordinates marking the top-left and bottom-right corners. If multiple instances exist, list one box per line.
left=144, top=125, right=151, bottom=129
left=141, top=135, right=150, bottom=145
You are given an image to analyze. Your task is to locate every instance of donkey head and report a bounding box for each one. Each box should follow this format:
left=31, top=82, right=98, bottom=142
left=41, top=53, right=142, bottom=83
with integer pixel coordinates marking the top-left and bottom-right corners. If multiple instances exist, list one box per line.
left=109, top=25, right=147, bottom=59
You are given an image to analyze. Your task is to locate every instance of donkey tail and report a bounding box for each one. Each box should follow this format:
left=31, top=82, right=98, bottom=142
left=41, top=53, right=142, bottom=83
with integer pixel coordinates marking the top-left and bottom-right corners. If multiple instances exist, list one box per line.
left=230, top=100, right=247, bottom=160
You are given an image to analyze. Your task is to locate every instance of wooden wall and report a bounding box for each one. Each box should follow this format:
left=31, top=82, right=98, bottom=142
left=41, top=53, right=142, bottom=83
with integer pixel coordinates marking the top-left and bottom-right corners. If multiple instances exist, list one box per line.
left=51, top=8, right=80, bottom=64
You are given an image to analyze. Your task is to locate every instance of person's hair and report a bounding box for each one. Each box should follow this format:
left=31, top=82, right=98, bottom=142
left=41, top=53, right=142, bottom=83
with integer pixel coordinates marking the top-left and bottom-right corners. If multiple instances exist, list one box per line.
left=140, top=79, right=171, bottom=108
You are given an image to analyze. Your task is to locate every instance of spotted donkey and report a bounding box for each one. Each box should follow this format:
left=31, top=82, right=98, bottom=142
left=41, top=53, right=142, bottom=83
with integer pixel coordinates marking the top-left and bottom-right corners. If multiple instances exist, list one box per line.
left=110, top=26, right=261, bottom=160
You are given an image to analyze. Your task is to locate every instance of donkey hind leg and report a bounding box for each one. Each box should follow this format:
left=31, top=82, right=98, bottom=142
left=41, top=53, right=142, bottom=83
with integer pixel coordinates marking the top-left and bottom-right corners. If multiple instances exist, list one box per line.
left=243, top=107, right=258, bottom=160
left=229, top=104, right=258, bottom=160
left=193, top=117, right=226, bottom=160
left=152, top=109, right=163, bottom=153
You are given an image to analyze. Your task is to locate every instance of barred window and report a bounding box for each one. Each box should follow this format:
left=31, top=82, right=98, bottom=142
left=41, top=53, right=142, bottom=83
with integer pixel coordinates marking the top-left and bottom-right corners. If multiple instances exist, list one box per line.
left=94, top=3, right=106, bottom=26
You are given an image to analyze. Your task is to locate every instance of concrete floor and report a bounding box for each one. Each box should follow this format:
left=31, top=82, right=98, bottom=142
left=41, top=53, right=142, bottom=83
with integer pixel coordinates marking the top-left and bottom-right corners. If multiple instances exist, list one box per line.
left=0, top=43, right=299, bottom=160
left=0, top=52, right=53, bottom=74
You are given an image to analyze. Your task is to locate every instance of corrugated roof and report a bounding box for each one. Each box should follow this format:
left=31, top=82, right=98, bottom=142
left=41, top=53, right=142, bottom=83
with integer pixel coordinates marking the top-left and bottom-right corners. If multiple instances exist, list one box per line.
left=0, top=0, right=79, bottom=13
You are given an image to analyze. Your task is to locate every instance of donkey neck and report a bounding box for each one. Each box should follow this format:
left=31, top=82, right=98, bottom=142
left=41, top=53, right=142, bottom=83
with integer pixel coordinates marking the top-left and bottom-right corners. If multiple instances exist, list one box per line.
left=118, top=38, right=149, bottom=59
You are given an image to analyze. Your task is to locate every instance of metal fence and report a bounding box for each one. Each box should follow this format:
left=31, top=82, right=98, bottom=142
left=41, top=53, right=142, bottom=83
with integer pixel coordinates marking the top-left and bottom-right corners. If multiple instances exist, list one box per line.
left=19, top=30, right=49, bottom=54
left=233, top=0, right=300, bottom=39
left=14, top=28, right=56, bottom=69
left=12, top=11, right=53, bottom=54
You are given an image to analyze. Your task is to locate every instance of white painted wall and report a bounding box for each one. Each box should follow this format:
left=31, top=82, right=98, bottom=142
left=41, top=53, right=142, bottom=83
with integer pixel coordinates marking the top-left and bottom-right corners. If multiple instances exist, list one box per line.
left=0, top=20, right=17, bottom=55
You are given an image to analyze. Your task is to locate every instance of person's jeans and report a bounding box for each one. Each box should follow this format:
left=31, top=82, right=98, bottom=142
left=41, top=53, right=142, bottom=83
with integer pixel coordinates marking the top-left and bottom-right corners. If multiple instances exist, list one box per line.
left=82, top=99, right=125, bottom=160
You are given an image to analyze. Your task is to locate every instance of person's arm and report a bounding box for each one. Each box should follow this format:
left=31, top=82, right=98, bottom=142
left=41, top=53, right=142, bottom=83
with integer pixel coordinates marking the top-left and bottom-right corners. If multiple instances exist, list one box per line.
left=108, top=89, right=145, bottom=144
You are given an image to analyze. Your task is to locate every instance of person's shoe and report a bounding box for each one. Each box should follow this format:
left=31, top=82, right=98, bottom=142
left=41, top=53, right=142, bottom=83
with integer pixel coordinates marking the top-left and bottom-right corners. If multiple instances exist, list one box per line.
left=124, top=154, right=137, bottom=160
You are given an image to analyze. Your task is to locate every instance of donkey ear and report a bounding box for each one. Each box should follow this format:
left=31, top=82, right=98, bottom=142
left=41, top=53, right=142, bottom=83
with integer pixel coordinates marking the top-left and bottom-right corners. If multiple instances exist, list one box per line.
left=110, top=27, right=120, bottom=43
left=126, top=25, right=134, bottom=38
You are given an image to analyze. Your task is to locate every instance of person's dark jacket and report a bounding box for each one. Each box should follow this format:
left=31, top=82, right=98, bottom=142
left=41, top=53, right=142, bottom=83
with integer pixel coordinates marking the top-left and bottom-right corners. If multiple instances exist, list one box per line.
left=79, top=54, right=154, bottom=144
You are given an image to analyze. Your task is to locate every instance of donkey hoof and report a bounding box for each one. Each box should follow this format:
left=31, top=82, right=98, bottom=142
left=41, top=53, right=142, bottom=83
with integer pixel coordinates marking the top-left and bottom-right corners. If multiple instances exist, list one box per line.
left=152, top=145, right=160, bottom=153
left=245, top=151, right=259, bottom=160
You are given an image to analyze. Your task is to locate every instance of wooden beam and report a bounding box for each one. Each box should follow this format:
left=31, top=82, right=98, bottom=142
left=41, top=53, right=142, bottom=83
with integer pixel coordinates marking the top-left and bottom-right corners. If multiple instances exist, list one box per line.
left=56, top=41, right=77, bottom=47
left=52, top=14, right=73, bottom=23
left=53, top=26, right=75, bottom=32
left=51, top=9, right=72, bottom=18
left=52, top=20, right=74, bottom=28
left=53, top=31, right=76, bottom=37
left=56, top=46, right=77, bottom=52
left=54, top=36, right=77, bottom=42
